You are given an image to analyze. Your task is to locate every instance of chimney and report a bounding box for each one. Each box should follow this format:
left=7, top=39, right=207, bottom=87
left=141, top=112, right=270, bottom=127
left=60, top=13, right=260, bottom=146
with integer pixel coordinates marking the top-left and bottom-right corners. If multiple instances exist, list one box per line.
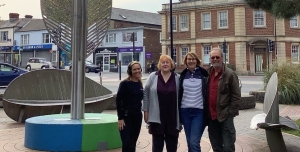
left=25, top=15, right=33, bottom=19
left=9, top=13, right=19, bottom=21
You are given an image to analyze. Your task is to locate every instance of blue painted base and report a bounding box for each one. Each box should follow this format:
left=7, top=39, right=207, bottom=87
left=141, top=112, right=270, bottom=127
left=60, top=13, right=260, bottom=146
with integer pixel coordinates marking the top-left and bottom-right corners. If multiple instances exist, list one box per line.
left=25, top=113, right=121, bottom=151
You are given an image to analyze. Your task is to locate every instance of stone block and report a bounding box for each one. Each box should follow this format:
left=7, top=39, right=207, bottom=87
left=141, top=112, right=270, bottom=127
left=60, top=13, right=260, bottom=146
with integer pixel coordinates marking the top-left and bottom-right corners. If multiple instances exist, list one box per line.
left=239, top=93, right=256, bottom=110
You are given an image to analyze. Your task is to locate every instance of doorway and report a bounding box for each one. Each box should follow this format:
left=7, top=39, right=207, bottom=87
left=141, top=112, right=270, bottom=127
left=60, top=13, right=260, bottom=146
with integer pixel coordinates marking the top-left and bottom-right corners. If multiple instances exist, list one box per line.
left=95, top=53, right=118, bottom=72
left=255, top=53, right=266, bottom=73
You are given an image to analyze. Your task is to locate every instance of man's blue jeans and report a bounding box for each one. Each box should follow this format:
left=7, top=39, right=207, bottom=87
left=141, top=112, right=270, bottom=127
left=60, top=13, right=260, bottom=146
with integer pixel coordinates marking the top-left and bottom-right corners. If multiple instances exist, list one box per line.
left=181, top=108, right=205, bottom=152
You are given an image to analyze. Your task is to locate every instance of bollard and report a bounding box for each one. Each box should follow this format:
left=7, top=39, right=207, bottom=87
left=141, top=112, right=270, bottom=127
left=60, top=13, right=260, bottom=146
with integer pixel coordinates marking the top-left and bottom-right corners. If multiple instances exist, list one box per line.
left=99, top=72, right=102, bottom=85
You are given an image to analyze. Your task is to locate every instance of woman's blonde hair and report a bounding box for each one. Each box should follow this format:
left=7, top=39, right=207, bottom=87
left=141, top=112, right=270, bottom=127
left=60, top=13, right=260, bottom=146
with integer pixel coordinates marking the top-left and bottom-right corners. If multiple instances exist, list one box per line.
left=157, top=55, right=175, bottom=70
left=183, top=52, right=201, bottom=66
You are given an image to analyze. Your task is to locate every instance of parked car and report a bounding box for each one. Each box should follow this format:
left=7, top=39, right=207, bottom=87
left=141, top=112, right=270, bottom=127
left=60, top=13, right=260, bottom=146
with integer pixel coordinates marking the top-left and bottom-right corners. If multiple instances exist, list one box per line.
left=69, top=61, right=100, bottom=73
left=0, top=62, right=27, bottom=86
left=25, top=57, right=51, bottom=71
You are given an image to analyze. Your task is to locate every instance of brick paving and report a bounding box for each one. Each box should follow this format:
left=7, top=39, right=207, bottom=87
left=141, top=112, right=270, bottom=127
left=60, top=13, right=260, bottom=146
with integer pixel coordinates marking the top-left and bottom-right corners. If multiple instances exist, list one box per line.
left=0, top=103, right=299, bottom=152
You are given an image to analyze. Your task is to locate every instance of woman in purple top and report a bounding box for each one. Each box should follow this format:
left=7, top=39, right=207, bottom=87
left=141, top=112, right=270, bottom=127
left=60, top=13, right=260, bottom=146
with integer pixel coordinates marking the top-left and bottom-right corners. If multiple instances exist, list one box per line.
left=143, top=55, right=181, bottom=152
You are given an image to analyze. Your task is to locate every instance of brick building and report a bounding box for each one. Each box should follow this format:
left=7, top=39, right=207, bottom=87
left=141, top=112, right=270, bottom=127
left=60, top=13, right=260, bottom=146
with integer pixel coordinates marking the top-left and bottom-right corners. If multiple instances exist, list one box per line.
left=159, top=0, right=300, bottom=75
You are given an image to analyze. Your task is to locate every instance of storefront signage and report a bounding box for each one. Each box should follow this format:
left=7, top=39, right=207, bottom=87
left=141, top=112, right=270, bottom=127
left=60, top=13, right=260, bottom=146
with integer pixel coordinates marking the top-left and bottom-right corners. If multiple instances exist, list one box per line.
left=145, top=52, right=152, bottom=59
left=14, top=44, right=52, bottom=50
left=118, top=47, right=143, bottom=52
left=0, top=46, right=11, bottom=50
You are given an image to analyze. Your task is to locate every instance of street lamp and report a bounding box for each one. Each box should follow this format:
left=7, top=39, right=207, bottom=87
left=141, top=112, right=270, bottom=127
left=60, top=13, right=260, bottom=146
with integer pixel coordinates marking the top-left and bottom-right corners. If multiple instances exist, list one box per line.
left=18, top=45, right=23, bottom=67
left=170, top=0, right=174, bottom=61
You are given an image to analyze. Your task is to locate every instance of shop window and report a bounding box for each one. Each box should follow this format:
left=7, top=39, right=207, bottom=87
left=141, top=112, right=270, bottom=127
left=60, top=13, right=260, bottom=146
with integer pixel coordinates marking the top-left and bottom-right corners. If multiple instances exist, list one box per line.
left=121, top=52, right=133, bottom=65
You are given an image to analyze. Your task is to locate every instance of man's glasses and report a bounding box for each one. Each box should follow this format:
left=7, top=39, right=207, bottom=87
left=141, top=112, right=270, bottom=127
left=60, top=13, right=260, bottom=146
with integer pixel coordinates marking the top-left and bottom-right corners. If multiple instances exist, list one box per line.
left=210, top=56, right=221, bottom=59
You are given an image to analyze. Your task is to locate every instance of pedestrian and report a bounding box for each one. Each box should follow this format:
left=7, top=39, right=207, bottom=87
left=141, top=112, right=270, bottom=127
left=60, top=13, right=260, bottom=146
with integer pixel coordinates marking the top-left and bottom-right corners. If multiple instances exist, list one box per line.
left=179, top=52, right=208, bottom=152
left=207, top=48, right=241, bottom=152
left=143, top=55, right=181, bottom=152
left=151, top=61, right=155, bottom=72
left=116, top=61, right=144, bottom=152
left=147, top=62, right=151, bottom=73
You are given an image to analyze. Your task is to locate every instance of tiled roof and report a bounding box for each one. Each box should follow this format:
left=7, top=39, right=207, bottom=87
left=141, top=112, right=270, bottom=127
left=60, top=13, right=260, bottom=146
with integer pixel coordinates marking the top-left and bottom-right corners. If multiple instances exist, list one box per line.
left=16, top=19, right=46, bottom=32
left=111, top=8, right=161, bottom=25
left=0, top=18, right=31, bottom=29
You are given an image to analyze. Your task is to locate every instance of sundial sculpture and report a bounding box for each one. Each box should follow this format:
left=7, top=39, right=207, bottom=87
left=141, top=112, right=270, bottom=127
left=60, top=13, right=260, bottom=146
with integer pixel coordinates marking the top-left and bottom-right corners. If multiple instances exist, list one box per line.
left=41, top=0, right=112, bottom=119
left=3, top=0, right=121, bottom=151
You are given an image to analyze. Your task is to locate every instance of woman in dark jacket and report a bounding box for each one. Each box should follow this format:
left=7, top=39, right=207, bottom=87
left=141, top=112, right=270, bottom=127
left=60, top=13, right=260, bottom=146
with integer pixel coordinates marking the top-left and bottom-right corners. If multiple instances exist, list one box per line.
left=178, top=52, right=208, bottom=152
left=116, top=61, right=143, bottom=152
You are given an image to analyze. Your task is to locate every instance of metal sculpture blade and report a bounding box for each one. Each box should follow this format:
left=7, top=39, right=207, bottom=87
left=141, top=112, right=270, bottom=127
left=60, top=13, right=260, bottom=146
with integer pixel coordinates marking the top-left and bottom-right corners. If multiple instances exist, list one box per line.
left=40, top=0, right=112, bottom=58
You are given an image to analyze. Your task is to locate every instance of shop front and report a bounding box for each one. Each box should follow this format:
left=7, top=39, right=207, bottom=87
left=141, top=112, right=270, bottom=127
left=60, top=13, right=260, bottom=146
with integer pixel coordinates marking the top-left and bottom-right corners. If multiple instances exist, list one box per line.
left=13, top=44, right=52, bottom=68
left=93, top=47, right=118, bottom=72
left=118, top=46, right=144, bottom=72
left=0, top=46, right=13, bottom=64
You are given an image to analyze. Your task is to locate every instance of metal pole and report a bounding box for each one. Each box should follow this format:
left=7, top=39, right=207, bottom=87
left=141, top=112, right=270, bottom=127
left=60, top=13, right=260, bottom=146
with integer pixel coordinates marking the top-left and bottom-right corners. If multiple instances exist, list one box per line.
left=119, top=60, right=121, bottom=80
left=170, top=0, right=174, bottom=60
left=274, top=16, right=277, bottom=60
left=132, top=32, right=135, bottom=61
left=70, top=0, right=87, bottom=119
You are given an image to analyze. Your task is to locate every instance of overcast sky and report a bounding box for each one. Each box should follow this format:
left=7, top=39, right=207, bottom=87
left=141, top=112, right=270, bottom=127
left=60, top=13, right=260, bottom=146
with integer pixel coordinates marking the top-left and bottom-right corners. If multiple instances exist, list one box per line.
left=0, top=0, right=179, bottom=20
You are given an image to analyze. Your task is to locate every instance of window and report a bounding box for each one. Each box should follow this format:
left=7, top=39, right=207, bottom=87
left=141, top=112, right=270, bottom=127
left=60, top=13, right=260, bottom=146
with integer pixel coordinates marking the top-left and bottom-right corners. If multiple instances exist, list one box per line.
left=169, top=16, right=177, bottom=31
left=203, top=45, right=211, bottom=64
left=219, top=11, right=228, bottom=28
left=0, top=64, right=14, bottom=72
left=202, top=13, right=211, bottom=29
left=52, top=50, right=57, bottom=62
left=42, top=33, right=51, bottom=43
left=123, top=32, right=136, bottom=42
left=254, top=10, right=265, bottom=27
left=181, top=47, right=189, bottom=64
left=292, top=45, right=299, bottom=63
left=106, top=33, right=116, bottom=43
left=180, top=15, right=189, bottom=31
left=219, top=44, right=229, bottom=63
left=290, top=16, right=298, bottom=28
left=169, top=48, right=177, bottom=63
left=121, top=52, right=133, bottom=65
left=21, top=34, right=29, bottom=45
left=0, top=31, right=8, bottom=41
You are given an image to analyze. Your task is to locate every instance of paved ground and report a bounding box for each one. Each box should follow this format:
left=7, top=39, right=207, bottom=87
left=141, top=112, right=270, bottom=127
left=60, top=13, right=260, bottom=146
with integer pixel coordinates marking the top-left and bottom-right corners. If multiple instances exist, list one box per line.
left=0, top=72, right=299, bottom=152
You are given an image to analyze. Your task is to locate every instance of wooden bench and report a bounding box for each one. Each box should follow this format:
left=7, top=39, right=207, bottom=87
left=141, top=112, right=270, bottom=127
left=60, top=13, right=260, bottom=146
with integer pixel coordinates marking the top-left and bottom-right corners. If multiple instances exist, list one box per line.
left=3, top=69, right=114, bottom=123
left=250, top=72, right=299, bottom=152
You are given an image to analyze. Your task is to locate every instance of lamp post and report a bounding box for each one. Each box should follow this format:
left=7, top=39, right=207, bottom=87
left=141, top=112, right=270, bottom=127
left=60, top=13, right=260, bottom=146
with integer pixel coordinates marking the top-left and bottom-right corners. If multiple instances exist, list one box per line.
left=18, top=45, right=23, bottom=67
left=223, top=39, right=227, bottom=66
left=170, top=0, right=174, bottom=61
left=132, top=32, right=136, bottom=61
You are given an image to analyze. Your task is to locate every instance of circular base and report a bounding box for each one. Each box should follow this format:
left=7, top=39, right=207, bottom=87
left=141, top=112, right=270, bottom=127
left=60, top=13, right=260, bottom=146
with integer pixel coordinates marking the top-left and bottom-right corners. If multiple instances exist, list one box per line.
left=25, top=113, right=121, bottom=151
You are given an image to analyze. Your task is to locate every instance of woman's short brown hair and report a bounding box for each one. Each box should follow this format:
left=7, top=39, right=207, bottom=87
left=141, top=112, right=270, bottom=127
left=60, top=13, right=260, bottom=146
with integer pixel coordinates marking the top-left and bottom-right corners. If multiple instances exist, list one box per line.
left=183, top=52, right=201, bottom=66
left=157, top=55, right=175, bottom=70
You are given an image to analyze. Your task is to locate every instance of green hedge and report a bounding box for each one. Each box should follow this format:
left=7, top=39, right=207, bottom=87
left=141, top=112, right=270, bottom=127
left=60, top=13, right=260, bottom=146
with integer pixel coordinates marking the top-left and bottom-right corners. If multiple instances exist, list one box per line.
left=263, top=62, right=300, bottom=105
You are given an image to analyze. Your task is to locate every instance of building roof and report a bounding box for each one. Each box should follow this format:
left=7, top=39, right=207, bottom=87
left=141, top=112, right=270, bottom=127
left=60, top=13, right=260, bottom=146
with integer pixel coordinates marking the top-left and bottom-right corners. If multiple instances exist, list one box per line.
left=10, top=8, right=161, bottom=32
left=111, top=8, right=161, bottom=26
left=0, top=18, right=32, bottom=29
left=16, top=19, right=46, bottom=32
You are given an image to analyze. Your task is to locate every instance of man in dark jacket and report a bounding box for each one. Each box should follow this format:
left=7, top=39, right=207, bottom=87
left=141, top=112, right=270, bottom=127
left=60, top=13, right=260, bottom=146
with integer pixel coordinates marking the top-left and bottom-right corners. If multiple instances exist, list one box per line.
left=207, top=48, right=240, bottom=152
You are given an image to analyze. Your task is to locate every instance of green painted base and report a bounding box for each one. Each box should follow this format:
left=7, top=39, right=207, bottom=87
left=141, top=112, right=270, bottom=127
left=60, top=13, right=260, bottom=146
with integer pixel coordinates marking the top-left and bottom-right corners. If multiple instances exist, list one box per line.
left=81, top=113, right=122, bottom=151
